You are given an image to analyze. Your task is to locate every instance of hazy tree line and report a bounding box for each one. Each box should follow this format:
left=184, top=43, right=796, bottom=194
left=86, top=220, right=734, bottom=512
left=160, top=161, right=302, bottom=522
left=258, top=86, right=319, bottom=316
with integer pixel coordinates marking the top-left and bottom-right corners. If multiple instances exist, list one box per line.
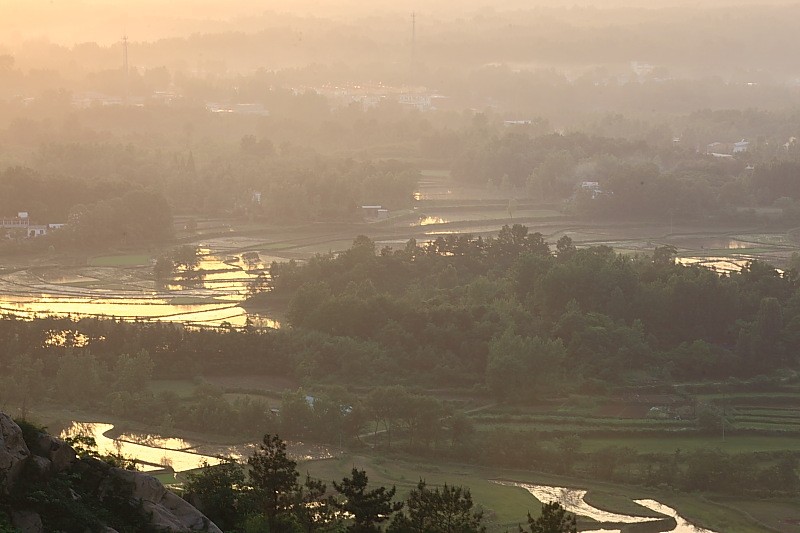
left=448, top=128, right=800, bottom=223
left=4, top=89, right=800, bottom=252
left=0, top=150, right=416, bottom=252
left=5, top=89, right=800, bottom=160
left=2, top=226, right=799, bottom=394
left=8, top=120, right=800, bottom=254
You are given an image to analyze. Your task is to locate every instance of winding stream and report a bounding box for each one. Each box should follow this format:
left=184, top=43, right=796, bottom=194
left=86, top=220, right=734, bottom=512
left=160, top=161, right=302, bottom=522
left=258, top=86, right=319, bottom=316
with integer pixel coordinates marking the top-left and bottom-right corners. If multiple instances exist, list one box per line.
left=493, top=481, right=718, bottom=533
left=60, top=422, right=226, bottom=472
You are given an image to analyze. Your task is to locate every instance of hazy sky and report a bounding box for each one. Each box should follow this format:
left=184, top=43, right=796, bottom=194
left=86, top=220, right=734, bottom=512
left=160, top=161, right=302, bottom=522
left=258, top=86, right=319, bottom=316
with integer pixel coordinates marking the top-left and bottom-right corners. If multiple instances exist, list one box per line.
left=2, top=0, right=795, bottom=46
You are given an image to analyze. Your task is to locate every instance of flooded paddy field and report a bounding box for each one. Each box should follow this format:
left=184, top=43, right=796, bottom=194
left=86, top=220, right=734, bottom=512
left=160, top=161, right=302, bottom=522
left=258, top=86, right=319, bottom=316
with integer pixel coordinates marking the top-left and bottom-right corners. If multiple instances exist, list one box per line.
left=0, top=250, right=281, bottom=328
left=2, top=173, right=799, bottom=328
left=3, top=217, right=798, bottom=327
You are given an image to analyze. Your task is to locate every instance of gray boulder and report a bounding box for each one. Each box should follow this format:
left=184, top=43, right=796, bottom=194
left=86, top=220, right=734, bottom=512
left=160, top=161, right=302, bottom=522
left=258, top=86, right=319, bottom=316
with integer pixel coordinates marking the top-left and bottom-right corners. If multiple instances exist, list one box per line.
left=11, top=510, right=43, bottom=533
left=35, top=433, right=77, bottom=473
left=0, top=413, right=30, bottom=494
left=27, top=455, right=52, bottom=481
left=111, top=468, right=223, bottom=533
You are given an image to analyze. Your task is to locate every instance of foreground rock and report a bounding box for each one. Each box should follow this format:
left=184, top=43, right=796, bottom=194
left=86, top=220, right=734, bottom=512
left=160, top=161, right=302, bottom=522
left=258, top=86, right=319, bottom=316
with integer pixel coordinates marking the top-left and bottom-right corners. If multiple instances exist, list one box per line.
left=0, top=412, right=221, bottom=533
left=0, top=412, right=30, bottom=494
left=115, top=468, right=221, bottom=532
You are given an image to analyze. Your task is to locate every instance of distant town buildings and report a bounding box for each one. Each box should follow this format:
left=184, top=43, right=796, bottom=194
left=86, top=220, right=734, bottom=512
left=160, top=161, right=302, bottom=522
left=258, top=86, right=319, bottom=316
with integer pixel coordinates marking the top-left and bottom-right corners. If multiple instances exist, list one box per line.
left=309, top=83, right=446, bottom=112
left=206, top=103, right=269, bottom=116
left=1, top=212, right=64, bottom=239
left=361, top=205, right=390, bottom=220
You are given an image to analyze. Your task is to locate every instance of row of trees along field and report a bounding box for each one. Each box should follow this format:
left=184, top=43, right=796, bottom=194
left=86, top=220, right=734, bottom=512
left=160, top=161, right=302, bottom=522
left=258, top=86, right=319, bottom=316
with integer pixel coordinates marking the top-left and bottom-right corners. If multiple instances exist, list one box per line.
left=181, top=433, right=516, bottom=533
left=0, top=155, right=416, bottom=253
left=2, top=225, right=798, bottom=393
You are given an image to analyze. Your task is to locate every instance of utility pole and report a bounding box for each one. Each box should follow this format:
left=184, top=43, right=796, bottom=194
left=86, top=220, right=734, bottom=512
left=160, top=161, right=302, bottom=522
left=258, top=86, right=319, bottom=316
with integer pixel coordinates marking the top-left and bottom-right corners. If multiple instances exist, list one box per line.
left=122, top=35, right=129, bottom=105
left=411, top=12, right=416, bottom=67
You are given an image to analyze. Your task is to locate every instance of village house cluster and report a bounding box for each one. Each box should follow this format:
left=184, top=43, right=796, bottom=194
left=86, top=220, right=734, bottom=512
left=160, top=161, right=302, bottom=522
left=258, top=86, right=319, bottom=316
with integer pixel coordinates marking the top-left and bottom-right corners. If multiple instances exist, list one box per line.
left=0, top=212, right=65, bottom=239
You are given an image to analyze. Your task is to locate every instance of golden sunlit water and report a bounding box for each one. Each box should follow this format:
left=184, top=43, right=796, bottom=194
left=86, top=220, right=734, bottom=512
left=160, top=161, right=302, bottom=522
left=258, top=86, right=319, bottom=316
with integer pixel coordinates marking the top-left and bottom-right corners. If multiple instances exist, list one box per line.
left=0, top=252, right=280, bottom=329
left=60, top=422, right=226, bottom=472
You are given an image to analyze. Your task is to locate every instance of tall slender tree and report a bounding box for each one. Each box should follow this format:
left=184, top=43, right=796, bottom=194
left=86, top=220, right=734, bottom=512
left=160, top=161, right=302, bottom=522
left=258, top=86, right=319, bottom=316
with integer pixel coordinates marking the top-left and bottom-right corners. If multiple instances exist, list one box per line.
left=248, top=434, right=299, bottom=531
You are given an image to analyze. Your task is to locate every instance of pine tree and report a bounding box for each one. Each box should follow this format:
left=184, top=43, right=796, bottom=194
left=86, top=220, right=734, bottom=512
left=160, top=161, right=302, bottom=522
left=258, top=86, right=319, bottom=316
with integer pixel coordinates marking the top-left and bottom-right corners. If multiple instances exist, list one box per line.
left=388, top=480, right=486, bottom=533
left=520, top=502, right=577, bottom=533
left=248, top=434, right=299, bottom=531
left=333, top=468, right=403, bottom=532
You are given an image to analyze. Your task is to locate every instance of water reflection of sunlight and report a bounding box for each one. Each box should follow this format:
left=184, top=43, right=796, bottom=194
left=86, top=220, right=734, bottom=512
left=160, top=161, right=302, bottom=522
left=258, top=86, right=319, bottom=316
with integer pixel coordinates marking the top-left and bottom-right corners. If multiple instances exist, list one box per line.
left=60, top=422, right=226, bottom=472
left=492, top=481, right=719, bottom=533
left=676, top=256, right=751, bottom=273
left=44, top=330, right=94, bottom=348
left=493, top=482, right=658, bottom=524
left=414, top=216, right=448, bottom=226
left=0, top=250, right=280, bottom=329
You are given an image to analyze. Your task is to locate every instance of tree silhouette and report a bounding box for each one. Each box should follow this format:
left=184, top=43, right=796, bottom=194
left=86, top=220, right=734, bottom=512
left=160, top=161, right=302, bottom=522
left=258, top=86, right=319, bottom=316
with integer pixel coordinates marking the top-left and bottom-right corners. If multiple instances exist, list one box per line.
left=520, top=502, right=577, bottom=533
left=248, top=434, right=299, bottom=531
left=333, top=468, right=403, bottom=532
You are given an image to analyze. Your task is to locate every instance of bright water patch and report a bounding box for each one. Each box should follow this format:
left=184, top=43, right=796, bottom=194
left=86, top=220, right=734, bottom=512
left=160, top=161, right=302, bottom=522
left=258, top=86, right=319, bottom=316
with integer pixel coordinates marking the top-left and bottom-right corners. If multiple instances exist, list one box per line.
left=60, top=422, right=227, bottom=472
left=492, top=481, right=719, bottom=533
left=493, top=481, right=658, bottom=524
left=0, top=251, right=280, bottom=329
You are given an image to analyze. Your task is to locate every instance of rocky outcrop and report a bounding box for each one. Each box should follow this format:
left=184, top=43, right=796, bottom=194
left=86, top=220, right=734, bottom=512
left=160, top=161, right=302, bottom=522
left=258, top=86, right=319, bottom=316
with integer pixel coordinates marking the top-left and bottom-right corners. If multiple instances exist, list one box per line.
left=0, top=411, right=221, bottom=533
left=33, top=432, right=77, bottom=473
left=0, top=412, right=29, bottom=494
left=112, top=468, right=223, bottom=533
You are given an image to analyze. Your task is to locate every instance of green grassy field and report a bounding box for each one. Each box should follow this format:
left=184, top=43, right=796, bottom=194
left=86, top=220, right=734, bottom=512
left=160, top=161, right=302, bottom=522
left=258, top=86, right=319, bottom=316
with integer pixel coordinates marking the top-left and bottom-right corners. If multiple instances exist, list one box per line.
left=301, top=454, right=548, bottom=531
left=299, top=453, right=780, bottom=533
left=708, top=497, right=800, bottom=533
left=579, top=434, right=800, bottom=454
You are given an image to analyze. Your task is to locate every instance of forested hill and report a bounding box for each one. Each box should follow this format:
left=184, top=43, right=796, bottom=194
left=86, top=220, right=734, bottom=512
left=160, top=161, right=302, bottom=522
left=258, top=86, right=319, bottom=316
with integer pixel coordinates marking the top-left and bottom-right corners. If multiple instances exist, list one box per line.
left=265, top=225, right=800, bottom=396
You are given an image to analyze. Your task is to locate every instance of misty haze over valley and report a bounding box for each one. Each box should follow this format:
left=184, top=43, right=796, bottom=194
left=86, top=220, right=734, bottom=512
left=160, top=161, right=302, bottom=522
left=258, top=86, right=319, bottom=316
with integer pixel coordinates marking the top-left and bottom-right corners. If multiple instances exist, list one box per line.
left=1, top=2, right=800, bottom=532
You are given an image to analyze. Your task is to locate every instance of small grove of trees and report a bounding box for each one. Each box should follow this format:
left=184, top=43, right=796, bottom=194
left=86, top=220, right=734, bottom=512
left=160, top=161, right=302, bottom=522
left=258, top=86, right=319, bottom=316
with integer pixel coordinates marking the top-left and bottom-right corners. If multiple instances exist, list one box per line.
left=184, top=434, right=488, bottom=533
left=520, top=502, right=577, bottom=533
left=388, top=481, right=486, bottom=533
left=154, top=245, right=201, bottom=281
